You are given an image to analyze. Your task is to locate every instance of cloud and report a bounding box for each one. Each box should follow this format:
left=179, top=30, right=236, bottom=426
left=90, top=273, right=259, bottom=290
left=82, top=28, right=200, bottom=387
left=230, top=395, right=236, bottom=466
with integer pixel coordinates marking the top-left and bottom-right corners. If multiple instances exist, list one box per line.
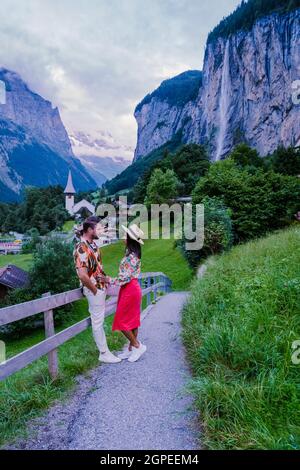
left=0, top=0, right=241, bottom=160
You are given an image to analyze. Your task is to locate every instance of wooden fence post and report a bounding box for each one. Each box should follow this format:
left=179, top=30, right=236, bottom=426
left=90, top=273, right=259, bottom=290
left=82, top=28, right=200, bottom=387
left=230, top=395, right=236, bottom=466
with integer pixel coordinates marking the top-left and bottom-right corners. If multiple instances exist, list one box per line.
left=153, top=276, right=157, bottom=302
left=147, top=277, right=151, bottom=306
left=43, top=292, right=59, bottom=380
left=160, top=275, right=165, bottom=295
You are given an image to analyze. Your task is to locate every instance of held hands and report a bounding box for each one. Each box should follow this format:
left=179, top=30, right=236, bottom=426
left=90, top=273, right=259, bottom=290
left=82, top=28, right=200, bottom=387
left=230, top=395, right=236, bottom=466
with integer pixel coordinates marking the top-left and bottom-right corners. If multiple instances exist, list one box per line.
left=98, top=273, right=111, bottom=286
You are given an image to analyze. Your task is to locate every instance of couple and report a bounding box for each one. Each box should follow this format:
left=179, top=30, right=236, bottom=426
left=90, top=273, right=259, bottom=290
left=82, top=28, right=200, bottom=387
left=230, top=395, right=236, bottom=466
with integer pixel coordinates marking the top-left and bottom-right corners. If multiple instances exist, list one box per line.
left=73, top=216, right=147, bottom=364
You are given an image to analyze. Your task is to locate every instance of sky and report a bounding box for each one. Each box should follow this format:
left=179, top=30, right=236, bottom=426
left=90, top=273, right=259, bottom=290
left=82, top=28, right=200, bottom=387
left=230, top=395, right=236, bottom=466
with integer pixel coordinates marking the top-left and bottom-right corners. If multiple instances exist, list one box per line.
left=1, top=0, right=241, bottom=161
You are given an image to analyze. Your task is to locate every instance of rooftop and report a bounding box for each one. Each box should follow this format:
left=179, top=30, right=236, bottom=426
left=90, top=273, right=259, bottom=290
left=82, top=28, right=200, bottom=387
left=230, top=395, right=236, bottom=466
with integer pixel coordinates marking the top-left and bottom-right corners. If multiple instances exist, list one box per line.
left=0, top=264, right=30, bottom=289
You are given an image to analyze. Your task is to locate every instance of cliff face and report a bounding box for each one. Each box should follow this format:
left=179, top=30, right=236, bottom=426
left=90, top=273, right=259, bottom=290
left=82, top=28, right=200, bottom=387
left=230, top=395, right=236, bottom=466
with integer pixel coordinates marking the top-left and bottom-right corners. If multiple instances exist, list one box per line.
left=133, top=71, right=202, bottom=160
left=0, top=68, right=96, bottom=202
left=134, top=9, right=300, bottom=161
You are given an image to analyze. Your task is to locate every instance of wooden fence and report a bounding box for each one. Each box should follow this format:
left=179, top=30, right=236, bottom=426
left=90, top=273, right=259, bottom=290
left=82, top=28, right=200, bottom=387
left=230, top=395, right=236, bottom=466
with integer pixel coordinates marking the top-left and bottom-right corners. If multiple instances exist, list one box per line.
left=0, top=273, right=172, bottom=381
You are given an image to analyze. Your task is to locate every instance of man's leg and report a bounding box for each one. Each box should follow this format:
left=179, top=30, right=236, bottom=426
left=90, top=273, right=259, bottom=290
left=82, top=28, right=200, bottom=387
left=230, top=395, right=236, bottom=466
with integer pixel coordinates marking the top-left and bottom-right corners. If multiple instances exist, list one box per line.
left=85, top=288, right=108, bottom=354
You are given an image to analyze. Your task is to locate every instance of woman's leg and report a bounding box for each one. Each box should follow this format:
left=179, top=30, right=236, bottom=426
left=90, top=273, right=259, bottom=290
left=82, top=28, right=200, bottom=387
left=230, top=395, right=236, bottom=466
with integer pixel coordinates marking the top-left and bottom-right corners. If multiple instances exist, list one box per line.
left=128, top=328, right=138, bottom=351
left=132, top=328, right=138, bottom=338
left=122, top=330, right=139, bottom=349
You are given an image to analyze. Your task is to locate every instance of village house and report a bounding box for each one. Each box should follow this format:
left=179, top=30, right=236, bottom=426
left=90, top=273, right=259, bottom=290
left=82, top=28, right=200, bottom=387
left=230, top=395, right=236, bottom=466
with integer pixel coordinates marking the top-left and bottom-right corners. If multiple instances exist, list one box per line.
left=0, top=264, right=30, bottom=299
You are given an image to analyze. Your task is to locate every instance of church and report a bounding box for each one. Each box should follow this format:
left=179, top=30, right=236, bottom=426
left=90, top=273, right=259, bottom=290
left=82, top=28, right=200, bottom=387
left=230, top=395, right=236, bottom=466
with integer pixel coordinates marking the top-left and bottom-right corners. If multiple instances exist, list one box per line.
left=64, top=170, right=95, bottom=218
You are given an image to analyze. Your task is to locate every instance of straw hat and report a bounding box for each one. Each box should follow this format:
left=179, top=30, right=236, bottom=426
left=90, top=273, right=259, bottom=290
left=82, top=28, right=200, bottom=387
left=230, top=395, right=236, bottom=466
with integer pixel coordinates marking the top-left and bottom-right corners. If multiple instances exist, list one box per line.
left=121, top=224, right=145, bottom=245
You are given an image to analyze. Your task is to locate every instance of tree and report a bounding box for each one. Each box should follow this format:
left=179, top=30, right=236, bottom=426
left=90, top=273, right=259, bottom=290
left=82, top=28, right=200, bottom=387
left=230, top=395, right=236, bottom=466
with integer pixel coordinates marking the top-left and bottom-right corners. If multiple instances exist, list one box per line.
left=144, top=169, right=180, bottom=205
left=171, top=144, right=210, bottom=194
left=270, top=146, right=300, bottom=176
left=230, top=143, right=265, bottom=171
left=30, top=238, right=78, bottom=296
left=192, top=158, right=300, bottom=242
left=0, top=186, right=69, bottom=235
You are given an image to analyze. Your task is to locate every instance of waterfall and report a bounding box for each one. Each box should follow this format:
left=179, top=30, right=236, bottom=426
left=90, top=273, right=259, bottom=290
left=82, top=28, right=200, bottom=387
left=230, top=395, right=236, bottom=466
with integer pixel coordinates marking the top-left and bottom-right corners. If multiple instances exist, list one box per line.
left=215, top=40, right=231, bottom=161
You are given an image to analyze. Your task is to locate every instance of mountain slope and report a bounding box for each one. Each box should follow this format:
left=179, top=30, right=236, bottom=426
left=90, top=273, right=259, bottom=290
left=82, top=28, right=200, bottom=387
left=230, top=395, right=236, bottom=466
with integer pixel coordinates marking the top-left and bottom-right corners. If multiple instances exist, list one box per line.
left=105, top=130, right=183, bottom=195
left=0, top=68, right=96, bottom=202
left=133, top=3, right=300, bottom=162
left=134, top=70, right=202, bottom=161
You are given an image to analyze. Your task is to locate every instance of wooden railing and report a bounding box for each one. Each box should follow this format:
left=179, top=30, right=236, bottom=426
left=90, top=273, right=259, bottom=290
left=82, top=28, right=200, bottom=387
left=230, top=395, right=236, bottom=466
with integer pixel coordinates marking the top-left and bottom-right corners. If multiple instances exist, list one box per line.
left=0, top=273, right=172, bottom=381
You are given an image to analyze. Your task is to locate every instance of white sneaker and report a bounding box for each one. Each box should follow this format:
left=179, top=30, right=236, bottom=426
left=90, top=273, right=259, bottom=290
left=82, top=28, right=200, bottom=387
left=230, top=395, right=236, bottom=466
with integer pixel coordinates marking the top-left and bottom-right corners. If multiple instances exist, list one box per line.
left=118, top=348, right=132, bottom=360
left=128, top=343, right=147, bottom=363
left=99, top=350, right=121, bottom=363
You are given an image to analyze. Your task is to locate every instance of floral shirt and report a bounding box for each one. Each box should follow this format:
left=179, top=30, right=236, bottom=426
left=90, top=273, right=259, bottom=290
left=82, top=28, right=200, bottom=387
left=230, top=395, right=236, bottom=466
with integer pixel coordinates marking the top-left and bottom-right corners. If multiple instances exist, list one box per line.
left=109, top=252, right=141, bottom=287
left=74, top=239, right=106, bottom=290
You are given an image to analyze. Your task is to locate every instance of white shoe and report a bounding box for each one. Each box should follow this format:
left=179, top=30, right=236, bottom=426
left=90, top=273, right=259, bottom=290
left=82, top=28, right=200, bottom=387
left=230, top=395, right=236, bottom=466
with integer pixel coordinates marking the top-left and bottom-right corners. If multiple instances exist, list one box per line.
left=99, top=350, right=121, bottom=363
left=128, top=343, right=147, bottom=363
left=118, top=348, right=132, bottom=360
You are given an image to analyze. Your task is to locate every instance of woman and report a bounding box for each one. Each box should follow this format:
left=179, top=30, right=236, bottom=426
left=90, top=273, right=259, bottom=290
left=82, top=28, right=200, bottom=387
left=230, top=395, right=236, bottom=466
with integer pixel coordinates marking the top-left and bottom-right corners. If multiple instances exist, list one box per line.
left=106, top=224, right=146, bottom=363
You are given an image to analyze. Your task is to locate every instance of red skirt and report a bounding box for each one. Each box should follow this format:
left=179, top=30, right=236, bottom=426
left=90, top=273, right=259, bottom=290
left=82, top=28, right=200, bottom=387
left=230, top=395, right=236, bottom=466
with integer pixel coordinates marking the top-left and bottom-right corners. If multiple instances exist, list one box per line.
left=112, top=279, right=142, bottom=331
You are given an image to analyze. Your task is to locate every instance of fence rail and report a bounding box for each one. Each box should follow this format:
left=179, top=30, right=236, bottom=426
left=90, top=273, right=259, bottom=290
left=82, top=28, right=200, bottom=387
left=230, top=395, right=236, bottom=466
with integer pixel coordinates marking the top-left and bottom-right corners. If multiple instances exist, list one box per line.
left=0, top=272, right=172, bottom=381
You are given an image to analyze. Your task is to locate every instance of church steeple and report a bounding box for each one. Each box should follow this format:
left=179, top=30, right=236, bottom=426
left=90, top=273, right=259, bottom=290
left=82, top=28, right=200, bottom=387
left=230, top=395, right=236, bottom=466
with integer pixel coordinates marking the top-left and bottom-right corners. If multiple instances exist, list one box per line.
left=64, top=170, right=76, bottom=195
left=64, top=170, right=76, bottom=214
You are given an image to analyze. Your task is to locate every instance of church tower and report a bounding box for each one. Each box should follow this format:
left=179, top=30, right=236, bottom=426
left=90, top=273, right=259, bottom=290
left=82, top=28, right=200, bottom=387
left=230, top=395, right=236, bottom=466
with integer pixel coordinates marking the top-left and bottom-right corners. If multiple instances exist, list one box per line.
left=64, top=170, right=76, bottom=215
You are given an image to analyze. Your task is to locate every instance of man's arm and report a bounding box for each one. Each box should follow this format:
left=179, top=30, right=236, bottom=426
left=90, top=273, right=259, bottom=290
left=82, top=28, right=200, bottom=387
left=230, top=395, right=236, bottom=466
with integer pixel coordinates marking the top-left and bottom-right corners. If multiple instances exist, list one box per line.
left=77, top=267, right=97, bottom=295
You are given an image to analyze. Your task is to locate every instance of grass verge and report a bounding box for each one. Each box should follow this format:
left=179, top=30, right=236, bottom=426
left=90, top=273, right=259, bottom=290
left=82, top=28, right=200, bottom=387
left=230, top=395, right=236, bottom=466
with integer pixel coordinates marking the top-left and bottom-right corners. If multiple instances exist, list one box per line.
left=182, top=226, right=300, bottom=449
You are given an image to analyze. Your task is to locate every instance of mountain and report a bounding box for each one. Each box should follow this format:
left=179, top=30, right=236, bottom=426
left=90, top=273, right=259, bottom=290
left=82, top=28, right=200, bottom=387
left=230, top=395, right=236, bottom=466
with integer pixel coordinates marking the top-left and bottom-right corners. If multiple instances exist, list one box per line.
left=0, top=68, right=96, bottom=202
left=69, top=131, right=130, bottom=184
left=134, top=70, right=202, bottom=161
left=134, top=2, right=300, bottom=162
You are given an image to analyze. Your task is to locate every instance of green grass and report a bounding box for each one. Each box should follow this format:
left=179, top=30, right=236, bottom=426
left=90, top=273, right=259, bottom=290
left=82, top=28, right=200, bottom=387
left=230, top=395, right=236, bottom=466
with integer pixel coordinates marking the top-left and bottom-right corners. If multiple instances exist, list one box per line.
left=0, top=253, right=32, bottom=270
left=0, top=237, right=192, bottom=445
left=62, top=220, right=75, bottom=232
left=182, top=226, right=300, bottom=450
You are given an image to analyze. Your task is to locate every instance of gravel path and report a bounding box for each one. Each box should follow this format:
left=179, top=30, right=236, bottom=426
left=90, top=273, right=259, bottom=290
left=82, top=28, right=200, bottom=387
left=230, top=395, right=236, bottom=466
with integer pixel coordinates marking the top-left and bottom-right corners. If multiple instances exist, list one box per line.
left=5, top=292, right=200, bottom=450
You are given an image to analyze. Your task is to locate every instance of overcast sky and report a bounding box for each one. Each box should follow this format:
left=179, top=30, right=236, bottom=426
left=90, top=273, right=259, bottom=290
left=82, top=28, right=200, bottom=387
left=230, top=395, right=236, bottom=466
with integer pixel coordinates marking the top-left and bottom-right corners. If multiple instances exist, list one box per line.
left=1, top=0, right=241, bottom=160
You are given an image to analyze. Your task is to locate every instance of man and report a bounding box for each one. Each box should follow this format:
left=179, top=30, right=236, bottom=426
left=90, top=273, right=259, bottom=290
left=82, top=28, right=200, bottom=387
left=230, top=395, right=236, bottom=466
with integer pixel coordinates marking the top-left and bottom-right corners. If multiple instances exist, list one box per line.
left=74, top=216, right=121, bottom=364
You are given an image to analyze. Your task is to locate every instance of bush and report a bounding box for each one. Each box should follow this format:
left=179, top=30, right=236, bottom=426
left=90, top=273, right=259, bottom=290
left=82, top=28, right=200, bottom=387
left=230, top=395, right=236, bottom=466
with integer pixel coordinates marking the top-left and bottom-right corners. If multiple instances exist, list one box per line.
left=192, top=158, right=300, bottom=242
left=178, top=196, right=233, bottom=268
